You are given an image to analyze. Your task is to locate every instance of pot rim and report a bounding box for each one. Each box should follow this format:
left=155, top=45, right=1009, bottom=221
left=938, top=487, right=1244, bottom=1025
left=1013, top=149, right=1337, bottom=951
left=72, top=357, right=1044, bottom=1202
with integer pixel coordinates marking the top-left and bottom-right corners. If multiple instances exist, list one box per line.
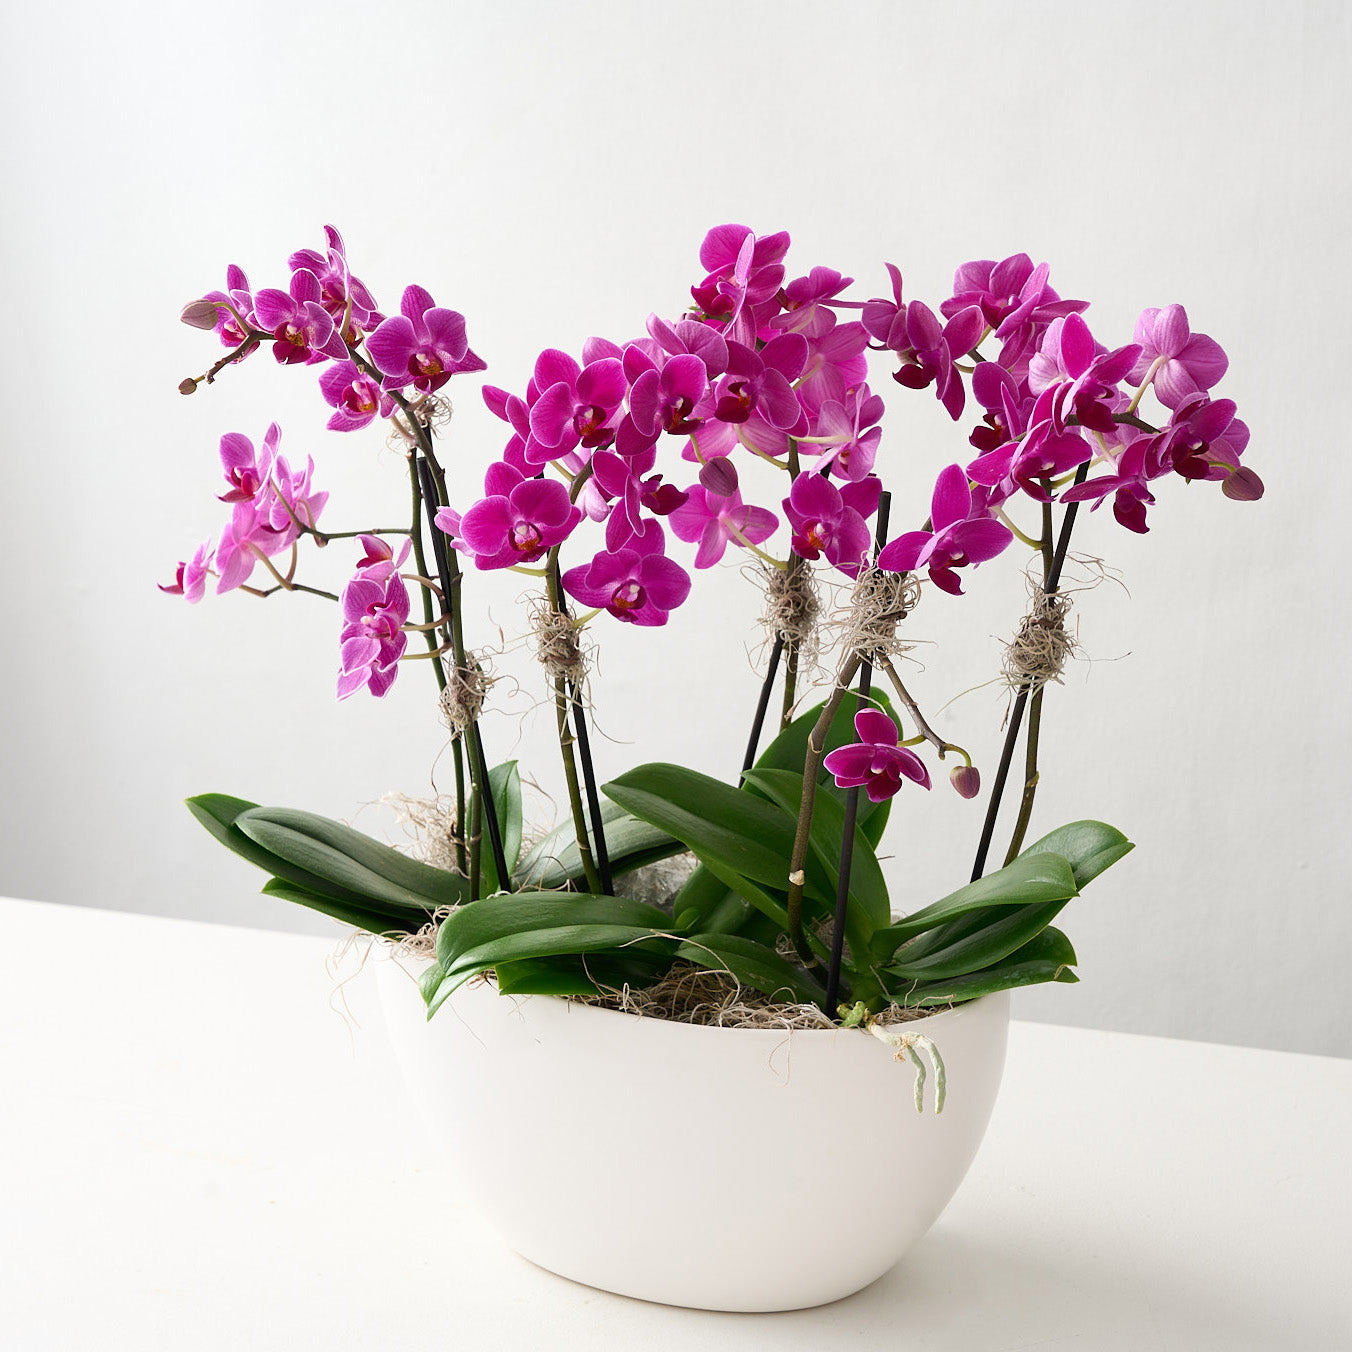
left=379, top=951, right=1004, bottom=1043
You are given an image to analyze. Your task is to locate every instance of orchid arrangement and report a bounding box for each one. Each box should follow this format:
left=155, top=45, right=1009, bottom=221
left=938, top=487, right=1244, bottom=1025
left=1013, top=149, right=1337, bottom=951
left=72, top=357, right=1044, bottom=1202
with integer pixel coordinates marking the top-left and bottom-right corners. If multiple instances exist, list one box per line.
left=169, top=224, right=1260, bottom=1027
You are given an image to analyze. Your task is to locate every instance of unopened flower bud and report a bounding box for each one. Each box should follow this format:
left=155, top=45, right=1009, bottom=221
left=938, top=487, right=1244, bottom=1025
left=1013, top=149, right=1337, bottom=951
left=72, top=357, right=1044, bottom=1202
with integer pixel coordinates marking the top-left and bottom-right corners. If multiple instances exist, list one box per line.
left=1222, top=466, right=1264, bottom=502
left=949, top=764, right=981, bottom=799
left=699, top=455, right=739, bottom=497
left=178, top=377, right=200, bottom=396
left=180, top=298, right=222, bottom=330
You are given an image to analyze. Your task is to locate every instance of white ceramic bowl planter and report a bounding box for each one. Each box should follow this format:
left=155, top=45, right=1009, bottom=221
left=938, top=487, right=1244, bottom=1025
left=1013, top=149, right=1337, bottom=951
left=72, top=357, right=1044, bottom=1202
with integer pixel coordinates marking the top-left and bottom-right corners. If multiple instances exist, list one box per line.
left=377, top=957, right=1010, bottom=1312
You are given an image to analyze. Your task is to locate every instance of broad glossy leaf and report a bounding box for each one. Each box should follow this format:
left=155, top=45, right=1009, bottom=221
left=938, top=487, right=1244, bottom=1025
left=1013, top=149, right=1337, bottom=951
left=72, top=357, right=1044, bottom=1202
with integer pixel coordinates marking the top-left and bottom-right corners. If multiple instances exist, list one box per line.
left=475, top=761, right=523, bottom=894
left=871, top=851, right=1079, bottom=959
left=674, top=933, right=827, bottom=1007
left=886, top=899, right=1069, bottom=981
left=427, top=924, right=678, bottom=1015
left=1017, top=819, right=1134, bottom=887
left=514, top=799, right=683, bottom=891
left=238, top=807, right=467, bottom=911
left=694, top=854, right=793, bottom=930
left=741, top=768, right=890, bottom=934
left=893, top=926, right=1079, bottom=1006
left=434, top=890, right=671, bottom=974
left=604, top=763, right=833, bottom=899
left=672, top=863, right=753, bottom=935
left=187, top=794, right=379, bottom=907
left=260, top=878, right=425, bottom=936
left=492, top=949, right=673, bottom=997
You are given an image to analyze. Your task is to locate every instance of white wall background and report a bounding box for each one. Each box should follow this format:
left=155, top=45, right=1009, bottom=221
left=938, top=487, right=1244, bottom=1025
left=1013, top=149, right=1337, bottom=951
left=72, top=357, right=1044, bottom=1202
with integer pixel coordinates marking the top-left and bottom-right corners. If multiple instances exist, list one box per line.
left=3, top=0, right=1348, bottom=1056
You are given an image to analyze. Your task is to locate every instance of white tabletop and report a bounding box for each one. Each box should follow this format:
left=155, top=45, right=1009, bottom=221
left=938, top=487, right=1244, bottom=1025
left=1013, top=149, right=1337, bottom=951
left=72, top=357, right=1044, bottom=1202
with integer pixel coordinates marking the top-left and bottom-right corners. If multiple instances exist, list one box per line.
left=1, top=895, right=1348, bottom=1351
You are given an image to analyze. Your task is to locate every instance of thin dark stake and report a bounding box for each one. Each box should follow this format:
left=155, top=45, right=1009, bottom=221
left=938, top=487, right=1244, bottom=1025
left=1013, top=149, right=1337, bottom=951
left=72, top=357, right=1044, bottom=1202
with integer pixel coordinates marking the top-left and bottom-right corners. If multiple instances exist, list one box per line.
left=568, top=677, right=614, bottom=894
left=547, top=555, right=612, bottom=894
left=741, top=632, right=785, bottom=775
left=823, top=491, right=891, bottom=1012
left=416, top=456, right=509, bottom=892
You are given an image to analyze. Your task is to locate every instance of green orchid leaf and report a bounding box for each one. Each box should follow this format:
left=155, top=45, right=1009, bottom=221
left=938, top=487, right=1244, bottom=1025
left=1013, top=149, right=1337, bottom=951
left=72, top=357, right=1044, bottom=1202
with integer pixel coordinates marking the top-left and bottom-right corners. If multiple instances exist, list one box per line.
left=427, top=927, right=679, bottom=1016
left=871, top=851, right=1079, bottom=960
left=885, top=899, right=1070, bottom=981
left=474, top=760, right=523, bottom=895
left=418, top=959, right=445, bottom=1008
left=435, top=890, right=672, bottom=963
left=674, top=932, right=827, bottom=1007
left=427, top=890, right=678, bottom=1011
left=858, top=794, right=891, bottom=850
left=187, top=794, right=382, bottom=907
left=604, top=763, right=833, bottom=900
left=490, top=958, right=613, bottom=998
left=680, top=854, right=793, bottom=932
left=740, top=767, right=890, bottom=935
left=671, top=863, right=754, bottom=936
left=493, top=761, right=523, bottom=875
left=237, top=807, right=468, bottom=911
left=426, top=926, right=677, bottom=1015
left=1012, top=926, right=1078, bottom=967
left=1016, top=819, right=1134, bottom=887
left=892, top=926, right=1079, bottom=1006
left=513, top=800, right=683, bottom=892
left=259, top=878, right=425, bottom=936
left=492, top=949, right=673, bottom=998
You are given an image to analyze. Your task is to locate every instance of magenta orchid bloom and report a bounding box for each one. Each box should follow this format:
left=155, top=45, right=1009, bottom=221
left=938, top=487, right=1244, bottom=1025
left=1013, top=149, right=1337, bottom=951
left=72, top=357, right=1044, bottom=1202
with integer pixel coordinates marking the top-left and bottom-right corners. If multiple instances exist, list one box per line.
left=562, top=523, right=692, bottom=625
left=590, top=446, right=688, bottom=551
left=783, top=473, right=874, bottom=577
left=793, top=321, right=870, bottom=415
left=1128, top=305, right=1228, bottom=410
left=193, top=264, right=257, bottom=351
left=159, top=540, right=214, bottom=603
left=619, top=353, right=709, bottom=455
left=337, top=538, right=412, bottom=699
left=823, top=708, right=932, bottom=803
left=217, top=429, right=267, bottom=503
left=288, top=225, right=382, bottom=342
left=318, top=360, right=395, bottom=432
left=966, top=363, right=1095, bottom=504
left=878, top=464, right=1012, bottom=594
left=646, top=314, right=730, bottom=379
left=882, top=297, right=985, bottom=421
left=1060, top=432, right=1160, bottom=534
left=967, top=360, right=1035, bottom=457
left=1027, top=314, right=1140, bottom=435
left=351, top=534, right=409, bottom=582
left=444, top=463, right=582, bottom=570
left=712, top=335, right=807, bottom=430
left=804, top=385, right=885, bottom=481
left=526, top=349, right=628, bottom=461
left=668, top=483, right=778, bottom=569
left=211, top=425, right=328, bottom=593
left=690, top=224, right=790, bottom=343
left=252, top=269, right=350, bottom=366
left=1158, top=395, right=1249, bottom=483
left=773, top=267, right=854, bottom=338
left=942, top=255, right=1086, bottom=372
left=367, top=285, right=485, bottom=393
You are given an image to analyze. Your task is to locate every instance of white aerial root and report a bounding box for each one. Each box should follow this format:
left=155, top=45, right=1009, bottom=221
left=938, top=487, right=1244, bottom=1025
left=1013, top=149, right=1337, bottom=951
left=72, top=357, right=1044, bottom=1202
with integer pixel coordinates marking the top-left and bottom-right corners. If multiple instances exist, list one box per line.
left=866, top=1024, right=948, bottom=1114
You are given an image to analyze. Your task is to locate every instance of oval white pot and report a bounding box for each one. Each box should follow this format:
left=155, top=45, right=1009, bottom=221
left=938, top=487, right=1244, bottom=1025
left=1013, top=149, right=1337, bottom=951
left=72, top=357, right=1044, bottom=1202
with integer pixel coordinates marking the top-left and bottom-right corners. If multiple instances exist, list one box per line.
left=376, top=958, right=1009, bottom=1312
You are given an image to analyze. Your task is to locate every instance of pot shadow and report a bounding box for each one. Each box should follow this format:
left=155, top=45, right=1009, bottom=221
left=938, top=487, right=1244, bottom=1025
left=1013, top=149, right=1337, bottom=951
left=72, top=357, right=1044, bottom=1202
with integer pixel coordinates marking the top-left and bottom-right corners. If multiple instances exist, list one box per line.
left=500, top=1218, right=1340, bottom=1350
left=767, top=1220, right=1333, bottom=1349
